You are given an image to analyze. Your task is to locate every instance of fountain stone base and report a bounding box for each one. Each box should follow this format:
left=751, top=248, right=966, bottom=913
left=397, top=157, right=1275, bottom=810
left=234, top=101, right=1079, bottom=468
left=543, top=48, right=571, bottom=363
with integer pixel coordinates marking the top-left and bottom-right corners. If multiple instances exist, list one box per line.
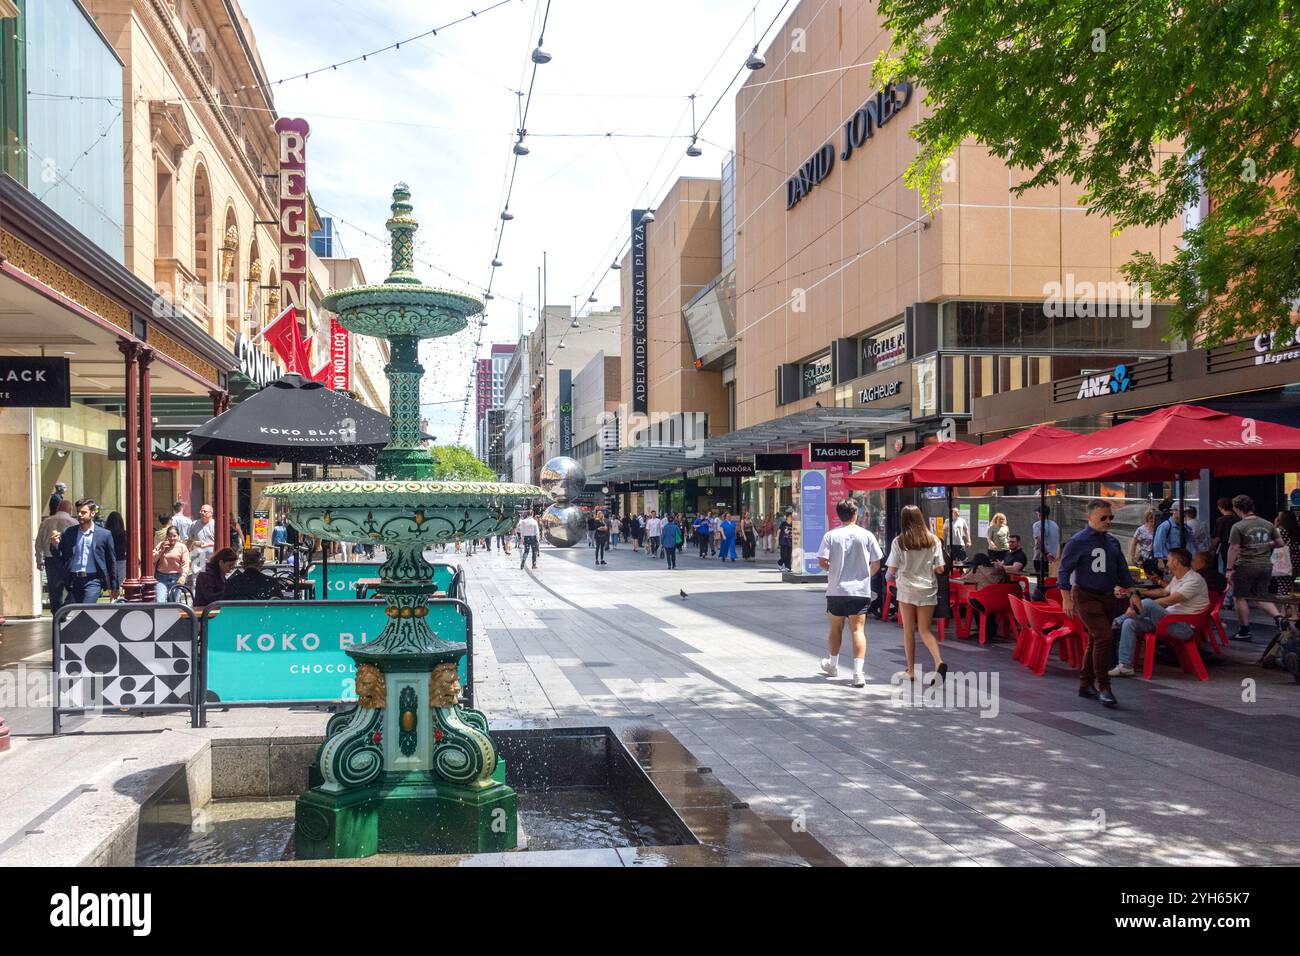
left=295, top=771, right=517, bottom=859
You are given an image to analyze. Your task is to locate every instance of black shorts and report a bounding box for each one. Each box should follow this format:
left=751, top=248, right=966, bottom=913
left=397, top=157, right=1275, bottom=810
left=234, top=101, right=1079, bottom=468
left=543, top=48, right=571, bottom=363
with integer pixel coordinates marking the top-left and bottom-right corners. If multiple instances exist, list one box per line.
left=827, top=595, right=871, bottom=617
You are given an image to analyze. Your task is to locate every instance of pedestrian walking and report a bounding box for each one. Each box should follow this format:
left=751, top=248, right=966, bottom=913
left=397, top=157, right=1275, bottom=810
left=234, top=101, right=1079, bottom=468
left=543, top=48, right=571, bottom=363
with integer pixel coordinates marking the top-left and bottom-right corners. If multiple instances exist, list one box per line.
left=48, top=481, right=67, bottom=516
left=35, top=498, right=75, bottom=612
left=647, top=511, right=662, bottom=557
left=1211, top=497, right=1239, bottom=574
left=1227, top=494, right=1285, bottom=641
left=778, top=511, right=794, bottom=571
left=817, top=499, right=883, bottom=687
left=662, top=514, right=681, bottom=569
left=1032, top=504, right=1061, bottom=581
left=55, top=499, right=121, bottom=604
left=1058, top=498, right=1136, bottom=708
left=272, top=516, right=289, bottom=562
left=152, top=525, right=190, bottom=601
left=885, top=504, right=947, bottom=685
left=170, top=501, right=194, bottom=542
left=761, top=514, right=774, bottom=553
left=719, top=512, right=738, bottom=562
left=587, top=512, right=597, bottom=548
left=518, top=511, right=540, bottom=570
left=187, top=504, right=216, bottom=575
left=630, top=513, right=643, bottom=553
left=740, top=511, right=758, bottom=561
left=104, top=511, right=129, bottom=590
left=987, top=512, right=1010, bottom=562
left=607, top=514, right=619, bottom=549
left=711, top=513, right=723, bottom=556
left=1128, top=508, right=1158, bottom=575
left=594, top=510, right=610, bottom=565
left=946, top=507, right=972, bottom=563
left=693, top=512, right=709, bottom=558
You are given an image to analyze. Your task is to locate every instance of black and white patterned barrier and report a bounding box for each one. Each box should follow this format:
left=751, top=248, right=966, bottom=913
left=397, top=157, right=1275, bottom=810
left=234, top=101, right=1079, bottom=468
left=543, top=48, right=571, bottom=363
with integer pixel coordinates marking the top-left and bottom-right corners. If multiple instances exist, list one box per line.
left=52, top=603, right=199, bottom=733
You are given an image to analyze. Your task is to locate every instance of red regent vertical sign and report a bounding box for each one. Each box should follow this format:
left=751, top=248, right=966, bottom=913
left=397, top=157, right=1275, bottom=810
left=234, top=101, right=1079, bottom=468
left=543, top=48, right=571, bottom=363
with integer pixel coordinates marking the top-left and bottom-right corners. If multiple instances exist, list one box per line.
left=274, top=117, right=310, bottom=329
left=328, top=317, right=350, bottom=391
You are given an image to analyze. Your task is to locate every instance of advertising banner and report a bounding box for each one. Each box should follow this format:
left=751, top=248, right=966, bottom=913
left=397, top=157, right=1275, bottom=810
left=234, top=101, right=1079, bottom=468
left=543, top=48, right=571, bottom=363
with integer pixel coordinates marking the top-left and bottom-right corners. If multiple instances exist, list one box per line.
left=798, top=469, right=828, bottom=574
left=252, top=511, right=270, bottom=546
left=630, top=208, right=649, bottom=414
left=0, top=356, right=71, bottom=407
left=327, top=317, right=350, bottom=391
left=203, top=600, right=467, bottom=704
left=274, top=118, right=311, bottom=321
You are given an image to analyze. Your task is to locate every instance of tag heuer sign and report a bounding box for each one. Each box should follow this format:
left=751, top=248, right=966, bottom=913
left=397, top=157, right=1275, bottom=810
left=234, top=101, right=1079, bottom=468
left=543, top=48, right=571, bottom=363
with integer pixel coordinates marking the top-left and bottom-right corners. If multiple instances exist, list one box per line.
left=809, top=442, right=865, bottom=462
left=108, top=429, right=198, bottom=461
left=0, top=356, right=71, bottom=407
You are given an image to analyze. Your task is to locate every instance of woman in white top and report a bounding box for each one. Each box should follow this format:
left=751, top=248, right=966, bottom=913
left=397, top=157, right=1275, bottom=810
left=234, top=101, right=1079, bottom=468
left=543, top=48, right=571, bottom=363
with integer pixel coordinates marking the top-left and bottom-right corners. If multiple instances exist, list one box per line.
left=886, top=505, right=948, bottom=685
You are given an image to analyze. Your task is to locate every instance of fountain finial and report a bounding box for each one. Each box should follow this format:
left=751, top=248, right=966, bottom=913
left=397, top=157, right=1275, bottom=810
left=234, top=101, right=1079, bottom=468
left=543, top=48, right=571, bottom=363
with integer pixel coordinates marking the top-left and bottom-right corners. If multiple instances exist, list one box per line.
left=385, top=182, right=420, bottom=285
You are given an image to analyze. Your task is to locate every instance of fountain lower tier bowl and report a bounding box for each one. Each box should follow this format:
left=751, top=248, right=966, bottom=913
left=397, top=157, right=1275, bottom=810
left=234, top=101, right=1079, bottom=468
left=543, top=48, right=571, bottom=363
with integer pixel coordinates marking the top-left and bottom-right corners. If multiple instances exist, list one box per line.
left=265, top=479, right=544, bottom=546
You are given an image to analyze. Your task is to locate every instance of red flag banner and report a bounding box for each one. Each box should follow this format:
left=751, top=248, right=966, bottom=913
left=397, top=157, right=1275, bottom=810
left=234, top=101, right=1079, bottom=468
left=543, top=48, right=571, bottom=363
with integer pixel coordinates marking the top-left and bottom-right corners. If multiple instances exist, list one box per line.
left=263, top=305, right=311, bottom=375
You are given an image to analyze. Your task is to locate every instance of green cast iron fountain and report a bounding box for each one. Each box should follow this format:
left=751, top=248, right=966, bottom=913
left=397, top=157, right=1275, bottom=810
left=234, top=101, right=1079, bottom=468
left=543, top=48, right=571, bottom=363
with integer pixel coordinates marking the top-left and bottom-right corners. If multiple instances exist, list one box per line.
left=266, top=184, right=542, bottom=859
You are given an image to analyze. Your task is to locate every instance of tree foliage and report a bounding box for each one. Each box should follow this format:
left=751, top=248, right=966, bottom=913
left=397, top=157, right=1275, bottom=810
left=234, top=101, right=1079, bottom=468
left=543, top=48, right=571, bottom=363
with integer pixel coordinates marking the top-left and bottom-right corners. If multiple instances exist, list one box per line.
left=429, top=445, right=497, bottom=481
left=874, top=0, right=1300, bottom=345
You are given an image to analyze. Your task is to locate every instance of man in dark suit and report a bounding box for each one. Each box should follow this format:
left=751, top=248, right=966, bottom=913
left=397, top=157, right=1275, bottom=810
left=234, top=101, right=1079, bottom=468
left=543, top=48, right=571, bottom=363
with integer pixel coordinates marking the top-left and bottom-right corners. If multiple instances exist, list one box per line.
left=223, top=549, right=283, bottom=601
left=56, top=499, right=120, bottom=605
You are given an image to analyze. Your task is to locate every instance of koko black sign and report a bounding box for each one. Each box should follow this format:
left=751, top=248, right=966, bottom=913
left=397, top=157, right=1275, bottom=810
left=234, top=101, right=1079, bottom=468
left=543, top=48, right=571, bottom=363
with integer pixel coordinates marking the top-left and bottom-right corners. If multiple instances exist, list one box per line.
left=0, top=356, right=71, bottom=407
left=809, top=442, right=866, bottom=463
left=714, top=461, right=755, bottom=478
left=631, top=208, right=649, bottom=415
left=786, top=81, right=914, bottom=211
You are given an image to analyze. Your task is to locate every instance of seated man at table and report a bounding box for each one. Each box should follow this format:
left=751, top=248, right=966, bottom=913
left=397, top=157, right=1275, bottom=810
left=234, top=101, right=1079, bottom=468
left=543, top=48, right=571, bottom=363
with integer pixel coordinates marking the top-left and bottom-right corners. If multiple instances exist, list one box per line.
left=223, top=548, right=283, bottom=601
left=1109, top=547, right=1210, bottom=678
left=1001, top=535, right=1029, bottom=573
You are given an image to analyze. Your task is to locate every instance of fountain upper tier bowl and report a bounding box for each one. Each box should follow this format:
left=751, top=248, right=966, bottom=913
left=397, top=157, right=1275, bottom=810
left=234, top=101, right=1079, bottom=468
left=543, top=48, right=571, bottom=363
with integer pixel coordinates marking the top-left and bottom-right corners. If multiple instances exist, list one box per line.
left=319, top=285, right=484, bottom=339
left=264, top=478, right=540, bottom=546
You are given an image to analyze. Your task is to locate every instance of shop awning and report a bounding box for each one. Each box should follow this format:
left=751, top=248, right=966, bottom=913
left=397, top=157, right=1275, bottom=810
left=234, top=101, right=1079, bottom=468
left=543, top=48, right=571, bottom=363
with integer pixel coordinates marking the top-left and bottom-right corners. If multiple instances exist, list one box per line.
left=597, top=405, right=911, bottom=481
left=909, top=424, right=1078, bottom=486
left=1008, top=403, right=1300, bottom=481
left=842, top=440, right=976, bottom=490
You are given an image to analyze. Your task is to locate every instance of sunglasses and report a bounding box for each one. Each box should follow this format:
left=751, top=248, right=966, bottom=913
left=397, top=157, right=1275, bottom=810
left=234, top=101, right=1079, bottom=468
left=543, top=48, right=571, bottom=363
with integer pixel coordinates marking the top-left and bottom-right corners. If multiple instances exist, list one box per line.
left=1097, top=515, right=1114, bottom=521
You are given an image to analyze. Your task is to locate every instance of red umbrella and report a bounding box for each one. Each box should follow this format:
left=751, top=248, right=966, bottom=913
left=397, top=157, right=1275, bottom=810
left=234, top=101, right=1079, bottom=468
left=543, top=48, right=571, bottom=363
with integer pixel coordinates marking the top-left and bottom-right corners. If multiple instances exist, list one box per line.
left=1008, top=404, right=1300, bottom=481
left=843, top=440, right=975, bottom=490
left=910, top=424, right=1078, bottom=486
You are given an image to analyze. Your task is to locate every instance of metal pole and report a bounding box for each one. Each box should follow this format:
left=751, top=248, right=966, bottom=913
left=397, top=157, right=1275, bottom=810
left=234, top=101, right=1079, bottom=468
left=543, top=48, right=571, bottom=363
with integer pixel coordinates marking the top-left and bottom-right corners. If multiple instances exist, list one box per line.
left=291, top=461, right=301, bottom=600
left=1177, top=471, right=1185, bottom=551
left=945, top=487, right=954, bottom=576
left=1038, top=482, right=1047, bottom=594
left=321, top=463, right=330, bottom=600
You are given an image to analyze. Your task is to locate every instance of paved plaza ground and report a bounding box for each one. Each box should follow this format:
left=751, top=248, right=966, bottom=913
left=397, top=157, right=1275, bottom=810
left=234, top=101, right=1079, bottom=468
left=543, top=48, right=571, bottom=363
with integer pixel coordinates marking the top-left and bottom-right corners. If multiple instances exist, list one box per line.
left=3, top=536, right=1299, bottom=866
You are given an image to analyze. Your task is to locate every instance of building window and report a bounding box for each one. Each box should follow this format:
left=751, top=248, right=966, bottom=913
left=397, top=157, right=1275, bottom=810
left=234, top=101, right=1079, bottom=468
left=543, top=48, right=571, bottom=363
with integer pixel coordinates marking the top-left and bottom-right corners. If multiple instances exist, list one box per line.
left=913, top=355, right=937, bottom=418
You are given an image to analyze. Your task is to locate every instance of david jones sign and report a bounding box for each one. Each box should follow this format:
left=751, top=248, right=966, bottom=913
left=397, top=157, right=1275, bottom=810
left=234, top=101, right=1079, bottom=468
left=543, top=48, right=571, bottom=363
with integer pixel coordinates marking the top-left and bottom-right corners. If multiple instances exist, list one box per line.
left=786, top=81, right=914, bottom=210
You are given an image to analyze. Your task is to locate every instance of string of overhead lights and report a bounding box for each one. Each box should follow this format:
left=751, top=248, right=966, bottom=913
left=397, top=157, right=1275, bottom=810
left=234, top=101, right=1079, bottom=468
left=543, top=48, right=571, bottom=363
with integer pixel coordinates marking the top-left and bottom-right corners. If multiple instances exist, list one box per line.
left=453, top=0, right=554, bottom=445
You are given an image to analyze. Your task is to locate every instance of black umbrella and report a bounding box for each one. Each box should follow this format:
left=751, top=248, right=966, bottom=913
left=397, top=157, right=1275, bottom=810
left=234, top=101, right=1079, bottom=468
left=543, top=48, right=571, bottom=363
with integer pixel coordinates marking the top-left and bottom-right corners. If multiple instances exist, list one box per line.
left=188, top=373, right=392, bottom=466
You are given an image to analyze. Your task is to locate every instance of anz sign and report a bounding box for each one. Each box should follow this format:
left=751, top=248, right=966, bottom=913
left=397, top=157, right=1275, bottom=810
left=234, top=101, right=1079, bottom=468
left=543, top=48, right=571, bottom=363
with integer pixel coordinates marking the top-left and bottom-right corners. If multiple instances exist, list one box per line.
left=1076, top=364, right=1133, bottom=400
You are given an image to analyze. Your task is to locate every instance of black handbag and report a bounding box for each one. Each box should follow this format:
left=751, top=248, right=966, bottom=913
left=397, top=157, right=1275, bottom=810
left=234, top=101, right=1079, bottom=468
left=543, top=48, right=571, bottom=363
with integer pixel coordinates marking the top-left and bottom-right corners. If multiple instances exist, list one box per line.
left=933, top=569, right=953, bottom=620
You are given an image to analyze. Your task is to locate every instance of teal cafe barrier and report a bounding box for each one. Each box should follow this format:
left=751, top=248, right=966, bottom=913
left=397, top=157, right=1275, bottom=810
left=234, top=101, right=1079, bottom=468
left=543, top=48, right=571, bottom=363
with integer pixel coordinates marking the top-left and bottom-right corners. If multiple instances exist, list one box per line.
left=198, top=598, right=473, bottom=725
left=304, top=560, right=461, bottom=600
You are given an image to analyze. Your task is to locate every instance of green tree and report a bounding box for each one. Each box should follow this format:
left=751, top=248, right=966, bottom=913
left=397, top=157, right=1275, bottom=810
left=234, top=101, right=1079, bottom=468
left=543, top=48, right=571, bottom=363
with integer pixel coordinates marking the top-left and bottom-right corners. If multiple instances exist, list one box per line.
left=429, top=444, right=497, bottom=481
left=875, top=0, right=1300, bottom=345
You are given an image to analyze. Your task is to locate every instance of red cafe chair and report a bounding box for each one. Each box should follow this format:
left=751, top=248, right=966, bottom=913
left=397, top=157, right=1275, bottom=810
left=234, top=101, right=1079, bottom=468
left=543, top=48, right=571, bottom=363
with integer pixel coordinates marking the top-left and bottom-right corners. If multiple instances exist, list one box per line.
left=1006, top=595, right=1039, bottom=664
left=948, top=580, right=973, bottom=639
left=1023, top=600, right=1086, bottom=675
left=1136, top=608, right=1212, bottom=681
left=1043, top=587, right=1063, bottom=605
left=966, top=583, right=1020, bottom=645
left=1205, top=590, right=1228, bottom=653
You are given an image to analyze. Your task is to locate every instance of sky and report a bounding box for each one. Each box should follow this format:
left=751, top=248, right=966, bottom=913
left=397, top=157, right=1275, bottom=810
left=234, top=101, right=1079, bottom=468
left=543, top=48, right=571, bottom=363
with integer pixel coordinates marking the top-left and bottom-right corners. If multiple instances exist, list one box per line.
left=240, top=0, right=786, bottom=445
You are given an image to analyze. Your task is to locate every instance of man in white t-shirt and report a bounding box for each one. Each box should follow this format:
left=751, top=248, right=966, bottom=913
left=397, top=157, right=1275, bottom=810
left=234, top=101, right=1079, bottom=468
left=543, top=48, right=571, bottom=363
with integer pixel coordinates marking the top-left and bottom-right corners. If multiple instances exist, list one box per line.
left=817, top=499, right=884, bottom=687
left=518, top=511, right=540, bottom=570
left=1110, top=546, right=1209, bottom=677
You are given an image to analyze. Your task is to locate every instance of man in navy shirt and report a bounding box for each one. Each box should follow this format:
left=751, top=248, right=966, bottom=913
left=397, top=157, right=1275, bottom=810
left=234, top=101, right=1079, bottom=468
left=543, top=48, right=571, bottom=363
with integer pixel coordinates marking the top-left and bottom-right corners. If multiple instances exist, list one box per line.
left=55, top=499, right=121, bottom=604
left=1058, top=498, right=1135, bottom=708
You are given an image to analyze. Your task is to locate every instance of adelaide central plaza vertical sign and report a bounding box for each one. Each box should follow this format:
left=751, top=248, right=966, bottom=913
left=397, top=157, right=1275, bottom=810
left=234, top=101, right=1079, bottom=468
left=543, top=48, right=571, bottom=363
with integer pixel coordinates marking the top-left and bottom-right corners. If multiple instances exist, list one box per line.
left=631, top=208, right=649, bottom=415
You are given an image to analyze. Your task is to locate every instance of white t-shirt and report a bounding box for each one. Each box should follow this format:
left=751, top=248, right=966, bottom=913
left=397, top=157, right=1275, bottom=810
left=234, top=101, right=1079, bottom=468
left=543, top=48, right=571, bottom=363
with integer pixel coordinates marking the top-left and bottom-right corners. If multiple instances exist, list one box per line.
left=817, top=524, right=883, bottom=598
left=518, top=516, right=539, bottom=537
left=1166, top=569, right=1209, bottom=616
left=648, top=517, right=663, bottom=536
left=947, top=516, right=970, bottom=545
left=886, top=534, right=946, bottom=606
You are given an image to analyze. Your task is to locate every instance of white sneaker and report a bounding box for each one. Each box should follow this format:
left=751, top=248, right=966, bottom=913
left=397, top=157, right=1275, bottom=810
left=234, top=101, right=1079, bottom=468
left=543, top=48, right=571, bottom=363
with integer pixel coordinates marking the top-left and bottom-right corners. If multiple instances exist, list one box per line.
left=820, top=657, right=839, bottom=678
left=851, top=672, right=867, bottom=688
left=1108, top=663, right=1135, bottom=678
